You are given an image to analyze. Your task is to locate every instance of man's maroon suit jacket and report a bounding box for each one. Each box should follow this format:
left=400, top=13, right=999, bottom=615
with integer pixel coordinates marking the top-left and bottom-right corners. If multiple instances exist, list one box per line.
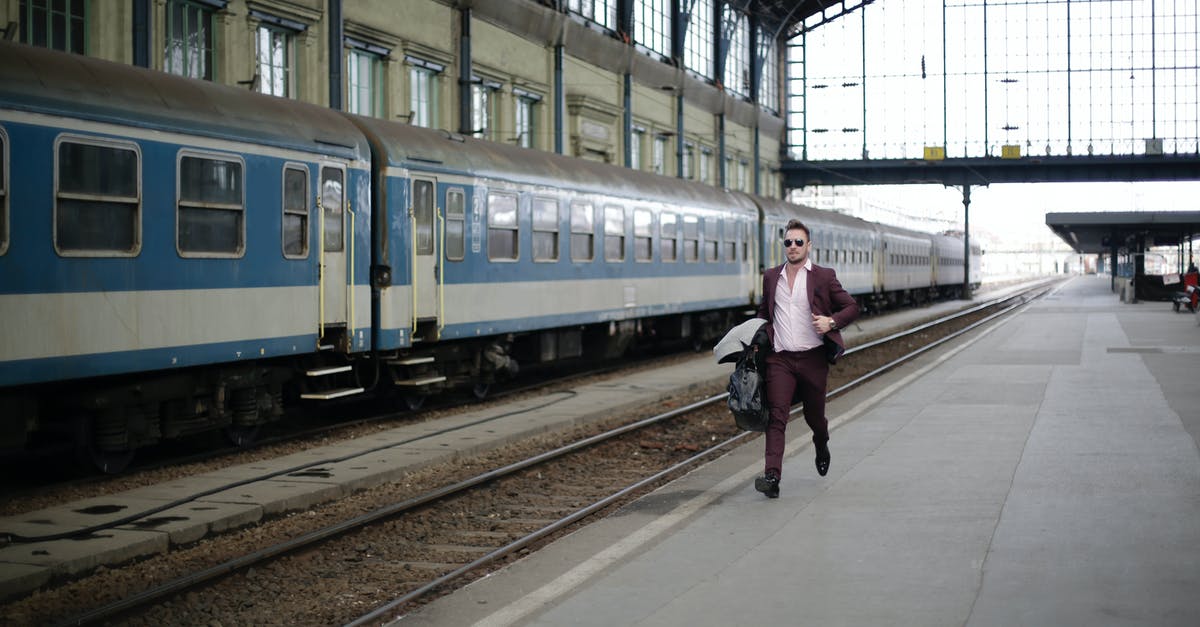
left=756, top=263, right=860, bottom=364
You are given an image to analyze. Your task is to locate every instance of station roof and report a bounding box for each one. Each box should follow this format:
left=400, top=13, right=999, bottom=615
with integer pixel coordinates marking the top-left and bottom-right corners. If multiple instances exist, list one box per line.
left=714, top=1, right=870, bottom=38
left=1045, top=211, right=1200, bottom=254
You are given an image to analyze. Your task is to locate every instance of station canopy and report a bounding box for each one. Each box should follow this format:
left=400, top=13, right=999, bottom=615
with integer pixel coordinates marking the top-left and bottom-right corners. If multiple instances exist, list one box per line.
left=751, top=1, right=863, bottom=36
left=1046, top=211, right=1200, bottom=254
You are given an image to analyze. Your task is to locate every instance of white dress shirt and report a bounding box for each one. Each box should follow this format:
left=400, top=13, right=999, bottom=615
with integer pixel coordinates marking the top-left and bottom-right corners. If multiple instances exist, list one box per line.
left=772, top=259, right=823, bottom=353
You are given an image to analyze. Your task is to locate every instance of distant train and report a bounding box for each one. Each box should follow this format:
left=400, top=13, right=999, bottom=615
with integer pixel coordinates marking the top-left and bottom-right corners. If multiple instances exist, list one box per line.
left=0, top=42, right=980, bottom=471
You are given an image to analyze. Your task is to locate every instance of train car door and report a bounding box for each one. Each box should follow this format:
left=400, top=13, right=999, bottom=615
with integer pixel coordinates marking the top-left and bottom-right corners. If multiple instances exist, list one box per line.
left=320, top=165, right=349, bottom=341
left=412, top=177, right=440, bottom=330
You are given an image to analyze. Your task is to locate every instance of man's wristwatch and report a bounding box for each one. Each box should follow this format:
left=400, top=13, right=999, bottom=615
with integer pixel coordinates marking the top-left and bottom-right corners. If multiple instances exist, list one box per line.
left=828, top=318, right=837, bottom=331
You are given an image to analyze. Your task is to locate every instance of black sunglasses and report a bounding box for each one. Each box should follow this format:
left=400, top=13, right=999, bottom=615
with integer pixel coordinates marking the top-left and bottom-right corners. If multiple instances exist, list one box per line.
left=783, top=238, right=805, bottom=248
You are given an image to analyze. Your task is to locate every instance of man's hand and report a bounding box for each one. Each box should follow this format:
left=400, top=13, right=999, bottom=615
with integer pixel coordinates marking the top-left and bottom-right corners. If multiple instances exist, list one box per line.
left=812, top=314, right=835, bottom=334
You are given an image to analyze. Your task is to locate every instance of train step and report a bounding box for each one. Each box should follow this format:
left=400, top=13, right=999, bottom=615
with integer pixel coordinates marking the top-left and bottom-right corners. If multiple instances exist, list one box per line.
left=393, top=375, right=447, bottom=387
left=306, top=365, right=353, bottom=377
left=387, top=356, right=435, bottom=366
left=300, top=387, right=365, bottom=400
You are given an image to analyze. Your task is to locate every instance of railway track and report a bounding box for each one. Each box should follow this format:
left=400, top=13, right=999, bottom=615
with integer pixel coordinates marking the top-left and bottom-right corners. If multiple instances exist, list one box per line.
left=4, top=282, right=1055, bottom=626
left=0, top=349, right=697, bottom=514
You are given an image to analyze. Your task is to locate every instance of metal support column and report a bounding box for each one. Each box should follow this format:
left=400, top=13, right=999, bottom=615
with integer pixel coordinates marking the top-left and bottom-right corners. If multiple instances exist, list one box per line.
left=624, top=73, right=633, bottom=167
left=718, top=113, right=726, bottom=188
left=962, top=184, right=971, bottom=299
left=618, top=0, right=634, bottom=163
left=753, top=127, right=760, bottom=195
left=458, top=8, right=473, bottom=135
left=673, top=0, right=685, bottom=177
left=133, top=0, right=150, bottom=68
left=1133, top=234, right=1145, bottom=303
left=554, top=44, right=564, bottom=154
left=860, top=9, right=868, bottom=158
left=676, top=94, right=685, bottom=178
left=1110, top=239, right=1118, bottom=293
left=328, top=0, right=343, bottom=110
left=749, top=7, right=761, bottom=193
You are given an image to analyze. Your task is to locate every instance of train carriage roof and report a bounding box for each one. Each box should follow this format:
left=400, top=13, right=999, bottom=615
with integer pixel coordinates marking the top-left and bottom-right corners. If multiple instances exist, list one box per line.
left=750, top=195, right=882, bottom=234
left=351, top=115, right=758, bottom=216
left=0, top=42, right=369, bottom=160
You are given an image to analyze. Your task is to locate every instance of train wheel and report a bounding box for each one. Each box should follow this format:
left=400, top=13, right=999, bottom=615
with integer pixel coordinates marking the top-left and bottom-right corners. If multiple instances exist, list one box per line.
left=472, top=382, right=491, bottom=400
left=73, top=415, right=135, bottom=474
left=223, top=424, right=261, bottom=448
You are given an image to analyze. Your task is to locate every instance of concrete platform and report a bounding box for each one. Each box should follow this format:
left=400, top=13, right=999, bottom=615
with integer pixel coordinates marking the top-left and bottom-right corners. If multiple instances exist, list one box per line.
left=0, top=280, right=1040, bottom=602
left=402, top=275, right=1200, bottom=627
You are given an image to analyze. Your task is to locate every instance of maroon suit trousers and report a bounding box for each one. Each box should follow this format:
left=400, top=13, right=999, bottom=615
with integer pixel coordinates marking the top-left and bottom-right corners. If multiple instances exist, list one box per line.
left=763, top=347, right=829, bottom=478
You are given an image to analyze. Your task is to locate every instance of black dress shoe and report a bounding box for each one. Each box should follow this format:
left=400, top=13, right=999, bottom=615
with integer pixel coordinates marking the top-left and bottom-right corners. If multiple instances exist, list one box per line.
left=754, top=473, right=780, bottom=498
left=815, top=443, right=831, bottom=477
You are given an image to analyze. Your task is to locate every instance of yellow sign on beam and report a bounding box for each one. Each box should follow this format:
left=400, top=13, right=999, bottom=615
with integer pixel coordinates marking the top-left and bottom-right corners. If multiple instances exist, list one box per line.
left=1001, top=144, right=1021, bottom=159
left=923, top=146, right=945, bottom=161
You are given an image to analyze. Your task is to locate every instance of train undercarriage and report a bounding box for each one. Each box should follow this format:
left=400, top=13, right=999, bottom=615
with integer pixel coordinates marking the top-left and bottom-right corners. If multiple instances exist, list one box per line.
left=0, top=309, right=740, bottom=473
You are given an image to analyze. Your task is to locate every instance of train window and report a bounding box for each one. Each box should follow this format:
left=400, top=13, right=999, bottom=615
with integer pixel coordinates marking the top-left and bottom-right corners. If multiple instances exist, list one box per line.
left=604, top=205, right=625, bottom=262
left=55, top=138, right=140, bottom=256
left=570, top=201, right=594, bottom=261
left=178, top=154, right=244, bottom=256
left=282, top=165, right=308, bottom=258
left=633, top=209, right=653, bottom=262
left=660, top=212, right=677, bottom=262
left=703, top=218, right=718, bottom=262
left=723, top=219, right=736, bottom=261
left=0, top=129, right=6, bottom=254
left=445, top=188, right=466, bottom=261
left=487, top=191, right=518, bottom=261
left=532, top=196, right=559, bottom=262
left=413, top=179, right=435, bottom=255
left=682, top=215, right=699, bottom=262
left=320, top=167, right=344, bottom=253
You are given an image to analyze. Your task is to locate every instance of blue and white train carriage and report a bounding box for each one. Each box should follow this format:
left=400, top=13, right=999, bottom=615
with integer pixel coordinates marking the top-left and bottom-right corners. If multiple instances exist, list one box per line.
left=351, top=114, right=761, bottom=399
left=0, top=43, right=371, bottom=468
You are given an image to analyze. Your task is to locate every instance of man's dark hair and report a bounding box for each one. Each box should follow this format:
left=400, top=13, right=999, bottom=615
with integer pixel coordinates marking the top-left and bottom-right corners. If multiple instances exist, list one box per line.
left=784, top=219, right=810, bottom=240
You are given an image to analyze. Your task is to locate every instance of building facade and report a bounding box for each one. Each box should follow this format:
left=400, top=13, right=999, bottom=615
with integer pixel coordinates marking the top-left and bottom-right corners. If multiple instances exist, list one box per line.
left=2, top=0, right=783, bottom=197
